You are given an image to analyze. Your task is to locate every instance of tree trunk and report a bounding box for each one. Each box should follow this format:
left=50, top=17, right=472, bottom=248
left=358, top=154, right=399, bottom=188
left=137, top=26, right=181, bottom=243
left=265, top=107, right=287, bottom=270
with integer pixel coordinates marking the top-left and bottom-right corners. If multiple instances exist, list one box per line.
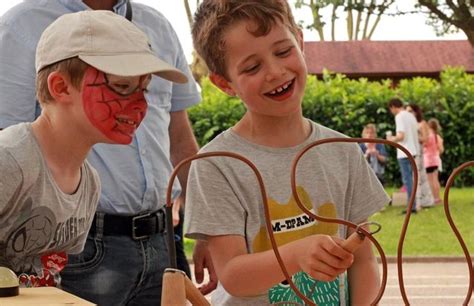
left=367, top=0, right=394, bottom=39
left=310, top=0, right=326, bottom=41
left=362, top=0, right=376, bottom=39
left=367, top=14, right=382, bottom=39
left=464, top=28, right=474, bottom=48
left=184, top=0, right=193, bottom=27
left=354, top=0, right=364, bottom=40
left=331, top=4, right=338, bottom=40
left=347, top=0, right=354, bottom=40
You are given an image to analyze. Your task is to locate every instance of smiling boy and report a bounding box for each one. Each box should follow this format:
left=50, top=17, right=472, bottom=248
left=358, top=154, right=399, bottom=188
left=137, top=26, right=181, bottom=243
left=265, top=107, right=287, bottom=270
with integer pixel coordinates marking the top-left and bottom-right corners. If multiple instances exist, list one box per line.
left=184, top=1, right=389, bottom=305
left=0, top=10, right=187, bottom=283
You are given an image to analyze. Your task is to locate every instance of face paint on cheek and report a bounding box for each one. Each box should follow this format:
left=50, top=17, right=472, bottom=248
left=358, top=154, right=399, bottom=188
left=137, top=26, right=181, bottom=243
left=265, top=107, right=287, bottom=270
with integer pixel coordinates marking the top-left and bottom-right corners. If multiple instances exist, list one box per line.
left=82, top=68, right=148, bottom=144
left=113, top=95, right=148, bottom=142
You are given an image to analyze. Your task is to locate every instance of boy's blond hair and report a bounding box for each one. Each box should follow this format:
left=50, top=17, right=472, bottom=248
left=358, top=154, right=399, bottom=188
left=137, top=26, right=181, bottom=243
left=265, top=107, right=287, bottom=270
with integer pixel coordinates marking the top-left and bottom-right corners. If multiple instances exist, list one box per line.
left=192, top=0, right=300, bottom=79
left=36, top=57, right=89, bottom=105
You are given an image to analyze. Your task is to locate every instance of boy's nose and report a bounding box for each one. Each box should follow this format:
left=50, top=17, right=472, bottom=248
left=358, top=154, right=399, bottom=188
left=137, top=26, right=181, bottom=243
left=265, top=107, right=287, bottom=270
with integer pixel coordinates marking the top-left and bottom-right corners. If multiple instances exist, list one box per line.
left=265, top=61, right=285, bottom=82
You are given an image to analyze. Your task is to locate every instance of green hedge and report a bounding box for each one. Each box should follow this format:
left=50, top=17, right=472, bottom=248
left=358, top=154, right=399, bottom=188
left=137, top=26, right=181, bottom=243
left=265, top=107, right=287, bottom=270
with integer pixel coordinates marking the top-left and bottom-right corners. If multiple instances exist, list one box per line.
left=188, top=67, right=474, bottom=186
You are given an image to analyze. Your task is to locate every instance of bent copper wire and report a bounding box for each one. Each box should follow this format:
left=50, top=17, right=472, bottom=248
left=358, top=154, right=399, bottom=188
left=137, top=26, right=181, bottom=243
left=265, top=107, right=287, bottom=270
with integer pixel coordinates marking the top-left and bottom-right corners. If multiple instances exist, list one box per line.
left=164, top=152, right=270, bottom=269
left=291, top=137, right=418, bottom=305
left=164, top=138, right=472, bottom=305
left=443, top=161, right=474, bottom=306
left=166, top=151, right=323, bottom=304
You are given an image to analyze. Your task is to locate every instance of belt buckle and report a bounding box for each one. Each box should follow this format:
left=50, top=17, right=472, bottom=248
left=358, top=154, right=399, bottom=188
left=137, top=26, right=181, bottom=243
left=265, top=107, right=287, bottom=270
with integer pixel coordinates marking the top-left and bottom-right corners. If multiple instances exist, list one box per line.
left=132, top=212, right=152, bottom=240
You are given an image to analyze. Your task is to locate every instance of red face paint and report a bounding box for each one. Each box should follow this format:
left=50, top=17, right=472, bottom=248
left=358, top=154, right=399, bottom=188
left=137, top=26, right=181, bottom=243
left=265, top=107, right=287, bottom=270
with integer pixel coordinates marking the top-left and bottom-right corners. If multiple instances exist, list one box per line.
left=82, top=67, right=148, bottom=144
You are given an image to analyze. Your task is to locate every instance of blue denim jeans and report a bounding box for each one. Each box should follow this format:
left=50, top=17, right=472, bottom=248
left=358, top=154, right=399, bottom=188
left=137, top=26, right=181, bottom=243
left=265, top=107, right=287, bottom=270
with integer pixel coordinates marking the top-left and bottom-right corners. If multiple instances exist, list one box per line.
left=60, top=215, right=170, bottom=306
left=398, top=157, right=416, bottom=211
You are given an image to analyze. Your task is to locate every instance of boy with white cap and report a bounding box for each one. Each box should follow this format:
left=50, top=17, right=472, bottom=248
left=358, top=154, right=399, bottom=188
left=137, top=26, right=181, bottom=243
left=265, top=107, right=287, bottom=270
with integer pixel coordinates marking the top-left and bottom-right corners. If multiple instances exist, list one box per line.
left=0, top=10, right=187, bottom=284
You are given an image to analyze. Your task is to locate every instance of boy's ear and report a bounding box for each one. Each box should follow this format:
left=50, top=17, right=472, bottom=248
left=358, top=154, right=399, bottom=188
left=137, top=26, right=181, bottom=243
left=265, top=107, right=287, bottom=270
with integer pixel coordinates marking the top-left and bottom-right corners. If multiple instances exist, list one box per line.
left=209, top=72, right=236, bottom=97
left=47, top=71, right=73, bottom=103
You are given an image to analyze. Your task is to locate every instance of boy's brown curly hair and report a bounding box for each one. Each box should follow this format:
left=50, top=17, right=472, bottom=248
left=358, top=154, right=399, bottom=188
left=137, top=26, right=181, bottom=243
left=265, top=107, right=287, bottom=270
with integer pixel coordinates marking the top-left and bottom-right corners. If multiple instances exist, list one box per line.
left=192, top=0, right=300, bottom=79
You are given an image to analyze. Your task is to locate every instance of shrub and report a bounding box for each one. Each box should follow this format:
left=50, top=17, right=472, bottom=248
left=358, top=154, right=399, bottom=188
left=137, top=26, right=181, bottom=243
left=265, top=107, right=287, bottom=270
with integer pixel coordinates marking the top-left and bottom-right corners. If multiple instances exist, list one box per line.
left=187, top=78, right=245, bottom=147
left=189, top=67, right=473, bottom=186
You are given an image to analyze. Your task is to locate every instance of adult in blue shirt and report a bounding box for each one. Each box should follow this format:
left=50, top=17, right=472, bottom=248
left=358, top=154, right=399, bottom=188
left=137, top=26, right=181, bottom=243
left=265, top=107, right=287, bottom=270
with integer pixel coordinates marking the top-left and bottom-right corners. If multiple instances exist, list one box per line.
left=0, top=0, right=216, bottom=304
left=359, top=123, right=388, bottom=186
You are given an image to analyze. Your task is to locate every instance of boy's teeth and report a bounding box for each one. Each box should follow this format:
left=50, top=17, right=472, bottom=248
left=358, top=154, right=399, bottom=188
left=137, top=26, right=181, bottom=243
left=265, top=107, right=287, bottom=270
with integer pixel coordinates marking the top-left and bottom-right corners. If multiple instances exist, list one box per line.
left=269, top=80, right=292, bottom=95
left=117, top=118, right=135, bottom=125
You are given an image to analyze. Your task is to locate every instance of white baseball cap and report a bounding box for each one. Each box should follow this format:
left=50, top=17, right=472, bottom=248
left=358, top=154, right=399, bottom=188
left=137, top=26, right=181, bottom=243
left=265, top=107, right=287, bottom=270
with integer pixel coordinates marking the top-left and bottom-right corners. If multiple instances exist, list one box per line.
left=35, top=10, right=188, bottom=83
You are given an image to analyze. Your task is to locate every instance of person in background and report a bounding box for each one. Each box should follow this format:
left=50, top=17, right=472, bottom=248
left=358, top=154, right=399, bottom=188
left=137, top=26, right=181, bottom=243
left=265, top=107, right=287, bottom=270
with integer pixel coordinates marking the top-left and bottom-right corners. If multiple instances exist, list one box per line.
left=387, top=98, right=419, bottom=214
left=185, top=1, right=390, bottom=304
left=424, top=118, right=444, bottom=204
left=406, top=104, right=435, bottom=208
left=0, top=0, right=216, bottom=304
left=360, top=124, right=388, bottom=186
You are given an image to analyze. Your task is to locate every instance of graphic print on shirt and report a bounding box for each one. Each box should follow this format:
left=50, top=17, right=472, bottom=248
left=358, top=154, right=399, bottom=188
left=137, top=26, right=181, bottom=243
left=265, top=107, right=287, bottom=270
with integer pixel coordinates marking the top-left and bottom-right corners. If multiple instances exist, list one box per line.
left=252, top=186, right=341, bottom=305
left=0, top=198, right=87, bottom=274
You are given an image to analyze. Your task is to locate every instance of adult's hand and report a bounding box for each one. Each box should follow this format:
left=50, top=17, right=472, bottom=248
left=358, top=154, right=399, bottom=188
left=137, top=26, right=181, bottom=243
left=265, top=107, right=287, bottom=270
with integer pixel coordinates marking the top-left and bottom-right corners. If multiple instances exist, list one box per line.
left=193, top=240, right=217, bottom=295
left=171, top=196, right=182, bottom=227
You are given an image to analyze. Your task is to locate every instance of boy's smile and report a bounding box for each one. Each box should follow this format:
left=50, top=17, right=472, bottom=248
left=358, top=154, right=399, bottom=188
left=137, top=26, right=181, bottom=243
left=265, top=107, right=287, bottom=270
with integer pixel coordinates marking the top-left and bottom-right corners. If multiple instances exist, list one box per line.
left=220, top=20, right=307, bottom=118
left=264, top=78, right=295, bottom=101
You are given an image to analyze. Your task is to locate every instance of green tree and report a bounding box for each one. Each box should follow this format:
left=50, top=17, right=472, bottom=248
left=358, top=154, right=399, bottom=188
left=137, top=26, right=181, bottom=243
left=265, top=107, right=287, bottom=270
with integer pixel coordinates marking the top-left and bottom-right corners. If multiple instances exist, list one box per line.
left=416, top=0, right=474, bottom=47
left=293, top=0, right=395, bottom=40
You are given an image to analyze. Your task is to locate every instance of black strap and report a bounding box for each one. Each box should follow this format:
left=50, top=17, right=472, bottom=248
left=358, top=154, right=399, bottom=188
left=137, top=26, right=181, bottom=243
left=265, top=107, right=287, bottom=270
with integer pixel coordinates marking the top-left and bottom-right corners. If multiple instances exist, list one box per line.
left=125, top=0, right=132, bottom=21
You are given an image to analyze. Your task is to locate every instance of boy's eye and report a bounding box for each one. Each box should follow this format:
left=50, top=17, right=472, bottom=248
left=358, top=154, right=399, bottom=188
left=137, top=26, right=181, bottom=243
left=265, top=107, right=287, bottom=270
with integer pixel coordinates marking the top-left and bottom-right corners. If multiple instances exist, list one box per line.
left=104, top=73, right=151, bottom=96
left=243, top=64, right=260, bottom=74
left=276, top=47, right=293, bottom=57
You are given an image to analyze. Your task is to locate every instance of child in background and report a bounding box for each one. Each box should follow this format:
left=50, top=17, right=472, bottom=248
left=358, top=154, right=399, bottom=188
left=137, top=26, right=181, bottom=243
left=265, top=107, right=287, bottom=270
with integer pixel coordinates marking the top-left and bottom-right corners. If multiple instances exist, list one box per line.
left=184, top=1, right=389, bottom=305
left=424, top=118, right=444, bottom=204
left=0, top=10, right=187, bottom=284
left=360, top=123, right=388, bottom=185
left=406, top=104, right=435, bottom=208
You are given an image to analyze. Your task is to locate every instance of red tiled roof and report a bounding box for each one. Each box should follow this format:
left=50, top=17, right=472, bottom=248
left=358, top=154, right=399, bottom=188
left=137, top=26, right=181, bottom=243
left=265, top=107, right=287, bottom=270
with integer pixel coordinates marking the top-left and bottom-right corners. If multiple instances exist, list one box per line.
left=304, top=40, right=474, bottom=78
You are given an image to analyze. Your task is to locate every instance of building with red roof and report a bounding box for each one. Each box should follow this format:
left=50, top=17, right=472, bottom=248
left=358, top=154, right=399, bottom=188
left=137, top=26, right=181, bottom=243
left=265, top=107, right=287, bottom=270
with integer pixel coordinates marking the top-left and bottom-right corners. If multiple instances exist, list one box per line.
left=304, top=40, right=473, bottom=83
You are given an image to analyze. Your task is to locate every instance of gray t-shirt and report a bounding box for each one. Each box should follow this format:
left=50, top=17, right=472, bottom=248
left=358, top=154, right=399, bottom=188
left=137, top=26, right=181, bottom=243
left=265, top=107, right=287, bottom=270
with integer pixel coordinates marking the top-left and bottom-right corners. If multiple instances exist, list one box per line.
left=0, top=123, right=100, bottom=274
left=185, top=121, right=389, bottom=305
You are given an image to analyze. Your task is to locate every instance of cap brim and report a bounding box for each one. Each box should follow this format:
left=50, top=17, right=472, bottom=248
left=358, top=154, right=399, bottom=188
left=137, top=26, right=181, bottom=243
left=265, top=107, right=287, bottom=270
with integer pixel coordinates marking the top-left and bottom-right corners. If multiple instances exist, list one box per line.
left=79, top=53, right=188, bottom=83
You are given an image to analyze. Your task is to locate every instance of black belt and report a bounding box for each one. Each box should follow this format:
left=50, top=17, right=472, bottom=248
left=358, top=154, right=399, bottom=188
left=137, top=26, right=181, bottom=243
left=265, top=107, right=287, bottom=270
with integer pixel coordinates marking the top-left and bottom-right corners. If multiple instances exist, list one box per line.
left=90, top=209, right=166, bottom=240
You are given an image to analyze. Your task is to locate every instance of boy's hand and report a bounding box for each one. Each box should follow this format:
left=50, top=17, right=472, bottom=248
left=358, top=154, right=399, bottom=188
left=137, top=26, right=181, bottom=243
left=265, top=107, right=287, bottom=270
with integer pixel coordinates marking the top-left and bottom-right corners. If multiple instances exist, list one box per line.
left=293, top=235, right=354, bottom=282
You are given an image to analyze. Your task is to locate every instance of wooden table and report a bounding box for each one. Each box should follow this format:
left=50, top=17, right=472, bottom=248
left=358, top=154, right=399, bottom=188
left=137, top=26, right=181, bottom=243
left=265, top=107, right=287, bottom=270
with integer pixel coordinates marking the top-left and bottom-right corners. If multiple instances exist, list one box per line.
left=0, top=287, right=95, bottom=305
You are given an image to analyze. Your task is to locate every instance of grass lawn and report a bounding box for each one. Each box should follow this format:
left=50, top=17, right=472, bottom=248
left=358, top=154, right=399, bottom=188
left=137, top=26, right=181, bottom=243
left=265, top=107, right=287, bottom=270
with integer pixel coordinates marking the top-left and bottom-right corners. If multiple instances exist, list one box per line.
left=370, top=187, right=473, bottom=256
left=184, top=187, right=473, bottom=258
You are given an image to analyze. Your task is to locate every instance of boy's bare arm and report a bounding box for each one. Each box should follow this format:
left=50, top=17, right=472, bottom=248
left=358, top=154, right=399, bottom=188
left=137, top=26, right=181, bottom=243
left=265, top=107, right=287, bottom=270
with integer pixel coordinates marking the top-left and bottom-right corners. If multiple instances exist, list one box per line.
left=208, top=234, right=354, bottom=297
left=347, top=223, right=381, bottom=305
